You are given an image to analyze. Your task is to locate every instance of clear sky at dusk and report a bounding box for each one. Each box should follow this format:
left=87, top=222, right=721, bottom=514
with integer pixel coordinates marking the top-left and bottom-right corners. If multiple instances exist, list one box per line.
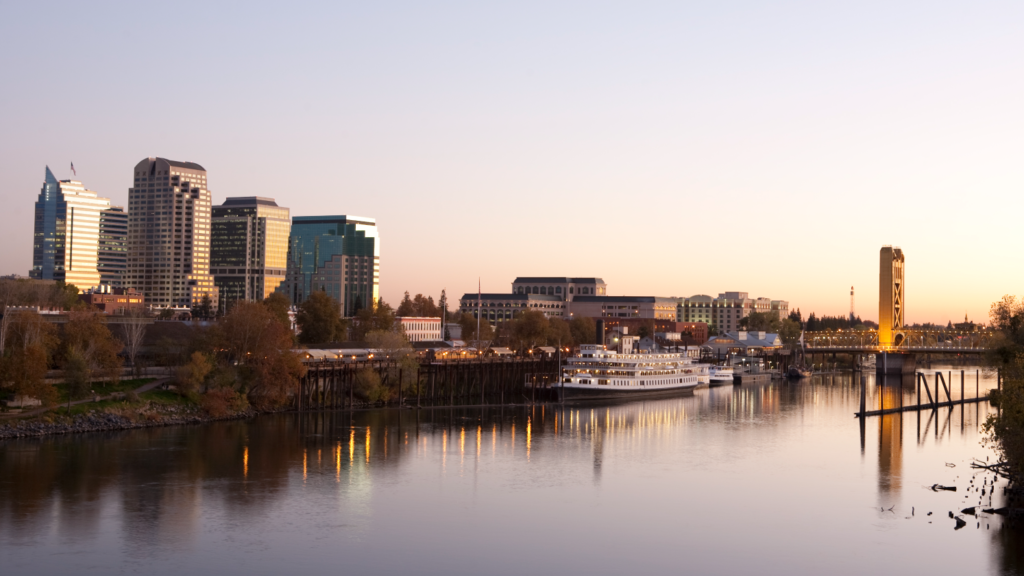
left=2, top=1, right=1021, bottom=324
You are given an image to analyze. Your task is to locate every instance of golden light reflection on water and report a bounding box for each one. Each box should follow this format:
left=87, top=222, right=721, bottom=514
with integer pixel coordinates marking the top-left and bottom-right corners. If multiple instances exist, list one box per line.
left=336, top=441, right=341, bottom=481
left=476, top=426, right=481, bottom=459
left=243, top=446, right=248, bottom=479
left=526, top=418, right=531, bottom=461
left=303, top=449, right=307, bottom=482
left=349, top=430, right=354, bottom=464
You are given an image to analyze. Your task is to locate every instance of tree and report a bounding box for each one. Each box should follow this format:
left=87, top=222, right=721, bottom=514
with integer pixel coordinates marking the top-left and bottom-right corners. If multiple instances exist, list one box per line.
left=158, top=308, right=175, bottom=320
left=296, top=292, right=347, bottom=344
left=509, top=310, right=548, bottom=352
left=263, top=292, right=292, bottom=330
left=192, top=295, right=215, bottom=320
left=120, top=307, right=149, bottom=377
left=569, top=316, right=595, bottom=347
left=351, top=299, right=396, bottom=341
left=176, top=351, right=214, bottom=396
left=547, top=318, right=573, bottom=349
left=0, top=310, right=58, bottom=405
left=60, top=311, right=123, bottom=385
left=458, top=312, right=493, bottom=342
left=220, top=301, right=306, bottom=409
left=365, top=329, right=417, bottom=394
left=63, top=345, right=91, bottom=413
left=984, top=296, right=1024, bottom=479
left=738, top=312, right=782, bottom=333
left=779, top=318, right=802, bottom=344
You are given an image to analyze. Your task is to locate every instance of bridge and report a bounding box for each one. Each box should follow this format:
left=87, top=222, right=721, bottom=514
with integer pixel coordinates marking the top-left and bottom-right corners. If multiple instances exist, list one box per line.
left=802, top=328, right=992, bottom=354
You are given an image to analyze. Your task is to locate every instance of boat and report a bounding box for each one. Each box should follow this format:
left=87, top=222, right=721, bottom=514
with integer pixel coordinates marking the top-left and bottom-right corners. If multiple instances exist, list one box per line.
left=559, top=343, right=708, bottom=401
left=708, top=365, right=735, bottom=387
left=787, top=365, right=812, bottom=379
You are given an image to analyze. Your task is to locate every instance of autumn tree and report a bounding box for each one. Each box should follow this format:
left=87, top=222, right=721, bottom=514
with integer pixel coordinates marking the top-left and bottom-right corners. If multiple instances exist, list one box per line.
left=0, top=311, right=58, bottom=405
left=220, top=301, right=306, bottom=409
left=738, top=312, right=782, bottom=333
left=296, top=291, right=347, bottom=344
left=176, top=351, right=214, bottom=397
left=60, top=311, right=123, bottom=385
left=263, top=292, right=292, bottom=330
left=458, top=312, right=494, bottom=352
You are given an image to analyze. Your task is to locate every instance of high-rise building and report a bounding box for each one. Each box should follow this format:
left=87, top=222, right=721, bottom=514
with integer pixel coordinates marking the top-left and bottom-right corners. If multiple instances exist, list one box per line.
left=124, top=157, right=217, bottom=310
left=98, top=206, right=128, bottom=287
left=31, top=166, right=111, bottom=289
left=279, top=215, right=379, bottom=316
left=211, top=197, right=290, bottom=310
left=878, top=246, right=905, bottom=347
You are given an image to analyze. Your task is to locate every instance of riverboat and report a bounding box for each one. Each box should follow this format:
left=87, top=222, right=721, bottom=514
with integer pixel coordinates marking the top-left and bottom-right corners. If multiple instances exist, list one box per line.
left=560, top=344, right=708, bottom=400
left=708, top=366, right=735, bottom=386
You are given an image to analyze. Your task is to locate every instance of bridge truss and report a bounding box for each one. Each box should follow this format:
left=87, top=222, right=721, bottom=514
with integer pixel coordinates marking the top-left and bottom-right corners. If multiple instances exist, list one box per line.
left=803, top=329, right=994, bottom=353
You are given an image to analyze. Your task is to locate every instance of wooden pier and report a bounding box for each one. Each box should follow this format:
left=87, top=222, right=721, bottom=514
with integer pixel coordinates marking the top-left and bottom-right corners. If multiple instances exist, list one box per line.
left=856, top=368, right=997, bottom=418
left=297, top=356, right=561, bottom=410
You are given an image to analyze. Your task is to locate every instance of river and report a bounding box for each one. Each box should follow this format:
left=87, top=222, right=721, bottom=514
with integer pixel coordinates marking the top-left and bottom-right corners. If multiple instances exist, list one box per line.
left=1, top=368, right=1021, bottom=575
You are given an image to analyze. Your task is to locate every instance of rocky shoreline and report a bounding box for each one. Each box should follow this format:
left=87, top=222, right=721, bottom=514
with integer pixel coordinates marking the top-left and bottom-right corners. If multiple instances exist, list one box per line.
left=0, top=404, right=255, bottom=439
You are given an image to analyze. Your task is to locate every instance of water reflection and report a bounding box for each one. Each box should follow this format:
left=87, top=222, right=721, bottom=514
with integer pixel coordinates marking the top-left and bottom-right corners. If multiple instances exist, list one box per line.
left=0, top=368, right=1015, bottom=576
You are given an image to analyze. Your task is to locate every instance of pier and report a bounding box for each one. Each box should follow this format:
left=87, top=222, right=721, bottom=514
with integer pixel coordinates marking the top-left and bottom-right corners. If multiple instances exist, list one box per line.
left=856, top=368, right=997, bottom=418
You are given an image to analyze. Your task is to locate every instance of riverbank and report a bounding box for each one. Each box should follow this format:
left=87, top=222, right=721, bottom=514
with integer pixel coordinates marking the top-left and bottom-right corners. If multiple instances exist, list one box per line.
left=0, top=390, right=256, bottom=439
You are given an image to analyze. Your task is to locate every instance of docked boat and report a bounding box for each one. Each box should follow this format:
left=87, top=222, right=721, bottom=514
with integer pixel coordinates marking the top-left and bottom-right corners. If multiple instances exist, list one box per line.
left=787, top=365, right=812, bottom=379
left=708, top=366, right=735, bottom=387
left=559, top=343, right=708, bottom=401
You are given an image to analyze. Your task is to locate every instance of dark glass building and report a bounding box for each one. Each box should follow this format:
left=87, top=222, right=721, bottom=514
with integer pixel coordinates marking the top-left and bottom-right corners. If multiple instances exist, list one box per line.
left=279, top=215, right=379, bottom=316
left=98, top=206, right=128, bottom=287
left=211, top=197, right=290, bottom=310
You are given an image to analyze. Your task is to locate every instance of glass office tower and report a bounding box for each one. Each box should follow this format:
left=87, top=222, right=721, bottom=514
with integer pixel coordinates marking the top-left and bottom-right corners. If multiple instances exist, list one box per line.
left=279, top=215, right=379, bottom=316
left=98, top=206, right=128, bottom=287
left=211, top=196, right=290, bottom=310
left=31, top=166, right=111, bottom=289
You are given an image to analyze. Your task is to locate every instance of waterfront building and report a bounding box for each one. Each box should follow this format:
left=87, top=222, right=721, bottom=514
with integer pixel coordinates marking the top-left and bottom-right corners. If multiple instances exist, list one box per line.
left=878, top=246, right=905, bottom=347
left=279, top=215, right=379, bottom=316
left=98, top=207, right=128, bottom=287
left=571, top=295, right=678, bottom=321
left=397, top=317, right=442, bottom=342
left=677, top=292, right=789, bottom=333
left=123, top=158, right=218, bottom=310
left=211, top=197, right=290, bottom=310
left=704, top=331, right=783, bottom=355
left=30, top=167, right=111, bottom=290
left=79, top=286, right=145, bottom=315
left=511, top=277, right=606, bottom=300
left=460, top=293, right=566, bottom=322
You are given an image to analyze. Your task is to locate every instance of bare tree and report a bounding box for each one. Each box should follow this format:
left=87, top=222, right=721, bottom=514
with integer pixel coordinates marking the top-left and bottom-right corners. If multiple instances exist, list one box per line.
left=121, top=307, right=149, bottom=378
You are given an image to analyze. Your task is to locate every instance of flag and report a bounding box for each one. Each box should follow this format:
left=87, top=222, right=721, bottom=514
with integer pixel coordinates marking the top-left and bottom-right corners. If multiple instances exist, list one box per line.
left=70, top=162, right=76, bottom=176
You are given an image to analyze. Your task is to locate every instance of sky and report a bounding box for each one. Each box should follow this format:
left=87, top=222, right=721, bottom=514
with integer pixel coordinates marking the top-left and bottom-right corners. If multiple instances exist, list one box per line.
left=1, top=1, right=1022, bottom=324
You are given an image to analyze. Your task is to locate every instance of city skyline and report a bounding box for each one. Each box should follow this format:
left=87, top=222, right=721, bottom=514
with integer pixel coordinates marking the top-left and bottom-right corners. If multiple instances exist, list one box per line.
left=3, top=2, right=1022, bottom=324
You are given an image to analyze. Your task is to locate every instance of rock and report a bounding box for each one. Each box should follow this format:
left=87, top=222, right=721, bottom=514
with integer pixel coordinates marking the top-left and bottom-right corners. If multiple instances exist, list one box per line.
left=962, top=507, right=976, bottom=515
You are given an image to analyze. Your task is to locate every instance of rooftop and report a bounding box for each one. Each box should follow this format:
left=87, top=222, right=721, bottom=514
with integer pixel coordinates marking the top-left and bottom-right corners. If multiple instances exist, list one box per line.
left=514, top=277, right=604, bottom=284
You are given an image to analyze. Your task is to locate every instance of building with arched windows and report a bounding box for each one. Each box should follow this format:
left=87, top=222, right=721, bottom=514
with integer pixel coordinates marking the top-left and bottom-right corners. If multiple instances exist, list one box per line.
left=511, top=277, right=606, bottom=300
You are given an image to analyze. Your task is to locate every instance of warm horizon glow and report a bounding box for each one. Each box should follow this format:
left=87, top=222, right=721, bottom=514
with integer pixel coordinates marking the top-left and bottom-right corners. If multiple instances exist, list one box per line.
left=2, top=2, right=1021, bottom=325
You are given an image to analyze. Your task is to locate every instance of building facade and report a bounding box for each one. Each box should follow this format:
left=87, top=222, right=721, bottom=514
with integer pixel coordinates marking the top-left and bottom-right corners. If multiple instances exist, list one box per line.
left=879, top=246, right=905, bottom=347
left=123, top=157, right=218, bottom=310
left=397, top=317, right=442, bottom=342
left=79, top=286, right=145, bottom=315
left=211, top=197, right=290, bottom=310
left=677, top=292, right=790, bottom=334
left=511, top=277, right=606, bottom=300
left=279, top=215, right=379, bottom=316
left=98, top=206, right=128, bottom=287
left=570, top=295, right=678, bottom=320
left=459, top=293, right=566, bottom=323
left=31, top=167, right=111, bottom=289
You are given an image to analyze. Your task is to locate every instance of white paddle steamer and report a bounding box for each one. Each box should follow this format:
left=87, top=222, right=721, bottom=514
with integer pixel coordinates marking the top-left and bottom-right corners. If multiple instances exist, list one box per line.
left=560, top=342, right=708, bottom=401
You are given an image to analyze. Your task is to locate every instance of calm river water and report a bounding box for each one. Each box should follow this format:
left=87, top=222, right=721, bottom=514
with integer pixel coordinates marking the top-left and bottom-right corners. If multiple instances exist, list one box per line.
left=2, top=368, right=1021, bottom=575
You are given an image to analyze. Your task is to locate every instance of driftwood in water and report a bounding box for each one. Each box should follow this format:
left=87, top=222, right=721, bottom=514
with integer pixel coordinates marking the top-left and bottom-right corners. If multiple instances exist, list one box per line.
left=931, top=484, right=956, bottom=492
